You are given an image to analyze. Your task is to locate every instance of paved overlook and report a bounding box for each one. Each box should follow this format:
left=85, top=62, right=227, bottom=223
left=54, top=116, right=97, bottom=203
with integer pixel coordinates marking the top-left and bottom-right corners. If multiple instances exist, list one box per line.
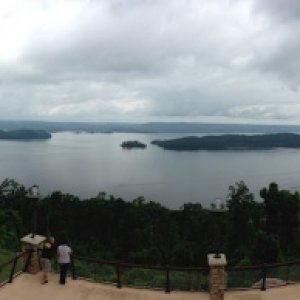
left=1, top=273, right=300, bottom=300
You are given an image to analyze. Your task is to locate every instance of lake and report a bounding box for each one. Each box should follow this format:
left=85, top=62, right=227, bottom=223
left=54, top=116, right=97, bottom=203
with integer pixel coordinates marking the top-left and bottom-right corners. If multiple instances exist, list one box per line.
left=1, top=132, right=300, bottom=209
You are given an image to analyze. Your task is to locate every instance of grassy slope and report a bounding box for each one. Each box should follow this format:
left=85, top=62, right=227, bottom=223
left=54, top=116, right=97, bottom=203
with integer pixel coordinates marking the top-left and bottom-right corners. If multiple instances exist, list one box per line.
left=0, top=249, right=20, bottom=283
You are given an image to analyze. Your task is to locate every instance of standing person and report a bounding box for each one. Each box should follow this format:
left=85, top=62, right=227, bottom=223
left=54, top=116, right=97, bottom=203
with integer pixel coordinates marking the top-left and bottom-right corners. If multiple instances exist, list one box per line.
left=57, top=235, right=72, bottom=285
left=40, top=236, right=56, bottom=284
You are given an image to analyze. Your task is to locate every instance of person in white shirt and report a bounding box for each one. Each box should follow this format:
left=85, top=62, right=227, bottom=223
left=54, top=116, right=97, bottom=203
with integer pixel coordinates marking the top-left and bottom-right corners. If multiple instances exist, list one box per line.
left=57, top=235, right=72, bottom=284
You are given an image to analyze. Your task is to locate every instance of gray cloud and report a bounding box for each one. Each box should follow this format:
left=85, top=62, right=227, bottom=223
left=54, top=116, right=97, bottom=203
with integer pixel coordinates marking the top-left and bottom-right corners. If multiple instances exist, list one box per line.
left=254, top=0, right=300, bottom=22
left=248, top=0, right=300, bottom=90
left=0, top=0, right=300, bottom=123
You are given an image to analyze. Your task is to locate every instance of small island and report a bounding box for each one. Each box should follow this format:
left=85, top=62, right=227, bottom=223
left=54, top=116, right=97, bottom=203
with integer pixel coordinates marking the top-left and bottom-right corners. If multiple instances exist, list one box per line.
left=151, top=133, right=300, bottom=151
left=0, top=129, right=51, bottom=140
left=121, top=140, right=147, bottom=149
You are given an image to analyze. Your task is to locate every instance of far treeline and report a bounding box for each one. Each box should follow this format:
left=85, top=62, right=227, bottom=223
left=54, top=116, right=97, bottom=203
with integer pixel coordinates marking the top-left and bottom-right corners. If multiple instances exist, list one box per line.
left=0, top=179, right=299, bottom=267
left=2, top=120, right=300, bottom=134
left=0, top=129, right=51, bottom=140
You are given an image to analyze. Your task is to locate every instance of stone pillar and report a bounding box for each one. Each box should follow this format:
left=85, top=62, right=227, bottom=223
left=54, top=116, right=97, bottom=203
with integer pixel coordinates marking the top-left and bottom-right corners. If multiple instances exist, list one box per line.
left=20, top=234, right=46, bottom=274
left=207, top=253, right=227, bottom=300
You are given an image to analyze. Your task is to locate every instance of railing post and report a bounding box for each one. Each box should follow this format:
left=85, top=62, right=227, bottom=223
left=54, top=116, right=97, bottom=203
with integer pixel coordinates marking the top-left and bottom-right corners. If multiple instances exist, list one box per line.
left=286, top=264, right=290, bottom=284
left=261, top=264, right=267, bottom=291
left=208, top=253, right=227, bottom=300
left=165, top=266, right=171, bottom=293
left=116, top=263, right=122, bottom=288
left=8, top=256, right=18, bottom=283
left=71, top=255, right=77, bottom=280
left=23, top=249, right=33, bottom=272
left=20, top=234, right=45, bottom=274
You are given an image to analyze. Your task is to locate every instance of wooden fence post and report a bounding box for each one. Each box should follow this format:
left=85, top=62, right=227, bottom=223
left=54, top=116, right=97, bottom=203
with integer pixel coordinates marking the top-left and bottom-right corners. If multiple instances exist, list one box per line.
left=261, top=264, right=267, bottom=291
left=116, top=264, right=122, bottom=288
left=165, top=266, right=170, bottom=293
left=71, top=256, right=77, bottom=280
left=8, top=256, right=18, bottom=283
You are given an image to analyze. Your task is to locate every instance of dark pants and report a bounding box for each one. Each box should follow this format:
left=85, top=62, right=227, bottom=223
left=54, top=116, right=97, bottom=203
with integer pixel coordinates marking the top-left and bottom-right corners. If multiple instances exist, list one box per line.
left=59, top=263, right=70, bottom=284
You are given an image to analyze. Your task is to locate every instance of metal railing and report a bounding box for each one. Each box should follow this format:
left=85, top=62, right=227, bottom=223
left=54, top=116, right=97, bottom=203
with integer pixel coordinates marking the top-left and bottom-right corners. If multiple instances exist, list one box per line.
left=71, top=255, right=209, bottom=293
left=226, top=260, right=300, bottom=291
left=4, top=250, right=300, bottom=294
left=0, top=250, right=29, bottom=287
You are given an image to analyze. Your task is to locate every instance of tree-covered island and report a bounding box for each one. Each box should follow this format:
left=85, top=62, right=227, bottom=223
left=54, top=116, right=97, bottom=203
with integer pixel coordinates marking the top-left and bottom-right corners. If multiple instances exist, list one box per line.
left=151, top=133, right=300, bottom=150
left=121, top=140, right=147, bottom=149
left=0, top=129, right=51, bottom=140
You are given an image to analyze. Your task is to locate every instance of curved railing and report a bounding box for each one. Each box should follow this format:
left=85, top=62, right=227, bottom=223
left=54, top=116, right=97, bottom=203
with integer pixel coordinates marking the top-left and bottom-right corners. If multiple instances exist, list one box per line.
left=70, top=256, right=300, bottom=292
left=4, top=250, right=300, bottom=293
left=0, top=251, right=29, bottom=287
left=71, top=255, right=209, bottom=293
left=226, top=260, right=300, bottom=290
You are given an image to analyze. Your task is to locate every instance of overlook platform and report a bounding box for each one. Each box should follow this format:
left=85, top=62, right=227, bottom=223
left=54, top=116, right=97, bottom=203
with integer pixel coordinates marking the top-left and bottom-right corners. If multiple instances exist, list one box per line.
left=1, top=273, right=300, bottom=300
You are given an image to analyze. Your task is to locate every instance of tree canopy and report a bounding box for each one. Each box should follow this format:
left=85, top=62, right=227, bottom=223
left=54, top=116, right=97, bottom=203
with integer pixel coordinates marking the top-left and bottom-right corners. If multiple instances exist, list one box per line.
left=0, top=178, right=299, bottom=266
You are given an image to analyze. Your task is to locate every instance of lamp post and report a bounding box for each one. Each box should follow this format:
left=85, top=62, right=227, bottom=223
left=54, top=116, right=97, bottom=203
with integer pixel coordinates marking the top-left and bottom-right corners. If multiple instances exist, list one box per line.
left=208, top=198, right=227, bottom=259
left=26, top=185, right=40, bottom=239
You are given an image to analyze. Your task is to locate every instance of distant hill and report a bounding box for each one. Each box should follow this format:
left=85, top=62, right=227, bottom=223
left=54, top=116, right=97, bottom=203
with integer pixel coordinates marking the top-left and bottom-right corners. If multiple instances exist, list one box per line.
left=1, top=120, right=300, bottom=134
left=151, top=133, right=300, bottom=150
left=0, top=129, right=51, bottom=140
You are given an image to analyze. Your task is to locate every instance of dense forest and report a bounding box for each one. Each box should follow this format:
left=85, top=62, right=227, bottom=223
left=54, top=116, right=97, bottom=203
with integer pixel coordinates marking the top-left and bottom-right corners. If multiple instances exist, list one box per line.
left=152, top=133, right=300, bottom=150
left=0, top=178, right=299, bottom=267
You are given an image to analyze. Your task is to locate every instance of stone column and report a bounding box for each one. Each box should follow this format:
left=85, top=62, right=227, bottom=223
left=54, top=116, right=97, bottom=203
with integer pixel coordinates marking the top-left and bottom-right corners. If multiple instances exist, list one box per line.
left=20, top=234, right=46, bottom=274
left=207, top=253, right=227, bottom=300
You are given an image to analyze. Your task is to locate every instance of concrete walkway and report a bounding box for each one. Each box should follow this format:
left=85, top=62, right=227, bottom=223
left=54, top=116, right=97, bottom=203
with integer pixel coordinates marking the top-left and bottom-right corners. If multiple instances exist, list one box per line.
left=1, top=273, right=300, bottom=300
left=226, top=285, right=300, bottom=300
left=0, top=273, right=208, bottom=300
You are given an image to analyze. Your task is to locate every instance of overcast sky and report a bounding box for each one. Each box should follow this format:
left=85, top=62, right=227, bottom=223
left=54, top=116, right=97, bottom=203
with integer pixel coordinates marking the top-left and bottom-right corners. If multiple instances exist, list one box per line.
left=1, top=0, right=300, bottom=124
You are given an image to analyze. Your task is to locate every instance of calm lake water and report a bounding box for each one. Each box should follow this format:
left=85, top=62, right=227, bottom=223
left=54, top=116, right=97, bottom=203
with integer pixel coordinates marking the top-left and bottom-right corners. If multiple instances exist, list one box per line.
left=1, top=132, right=300, bottom=209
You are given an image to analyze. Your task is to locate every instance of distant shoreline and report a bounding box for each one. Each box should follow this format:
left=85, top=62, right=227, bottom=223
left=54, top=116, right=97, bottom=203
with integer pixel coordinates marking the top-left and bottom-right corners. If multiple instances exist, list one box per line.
left=2, top=120, right=300, bottom=134
left=0, top=129, right=51, bottom=140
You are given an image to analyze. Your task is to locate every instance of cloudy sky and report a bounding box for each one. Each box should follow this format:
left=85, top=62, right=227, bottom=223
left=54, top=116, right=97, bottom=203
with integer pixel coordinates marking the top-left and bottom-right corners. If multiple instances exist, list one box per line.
left=1, top=0, right=300, bottom=124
